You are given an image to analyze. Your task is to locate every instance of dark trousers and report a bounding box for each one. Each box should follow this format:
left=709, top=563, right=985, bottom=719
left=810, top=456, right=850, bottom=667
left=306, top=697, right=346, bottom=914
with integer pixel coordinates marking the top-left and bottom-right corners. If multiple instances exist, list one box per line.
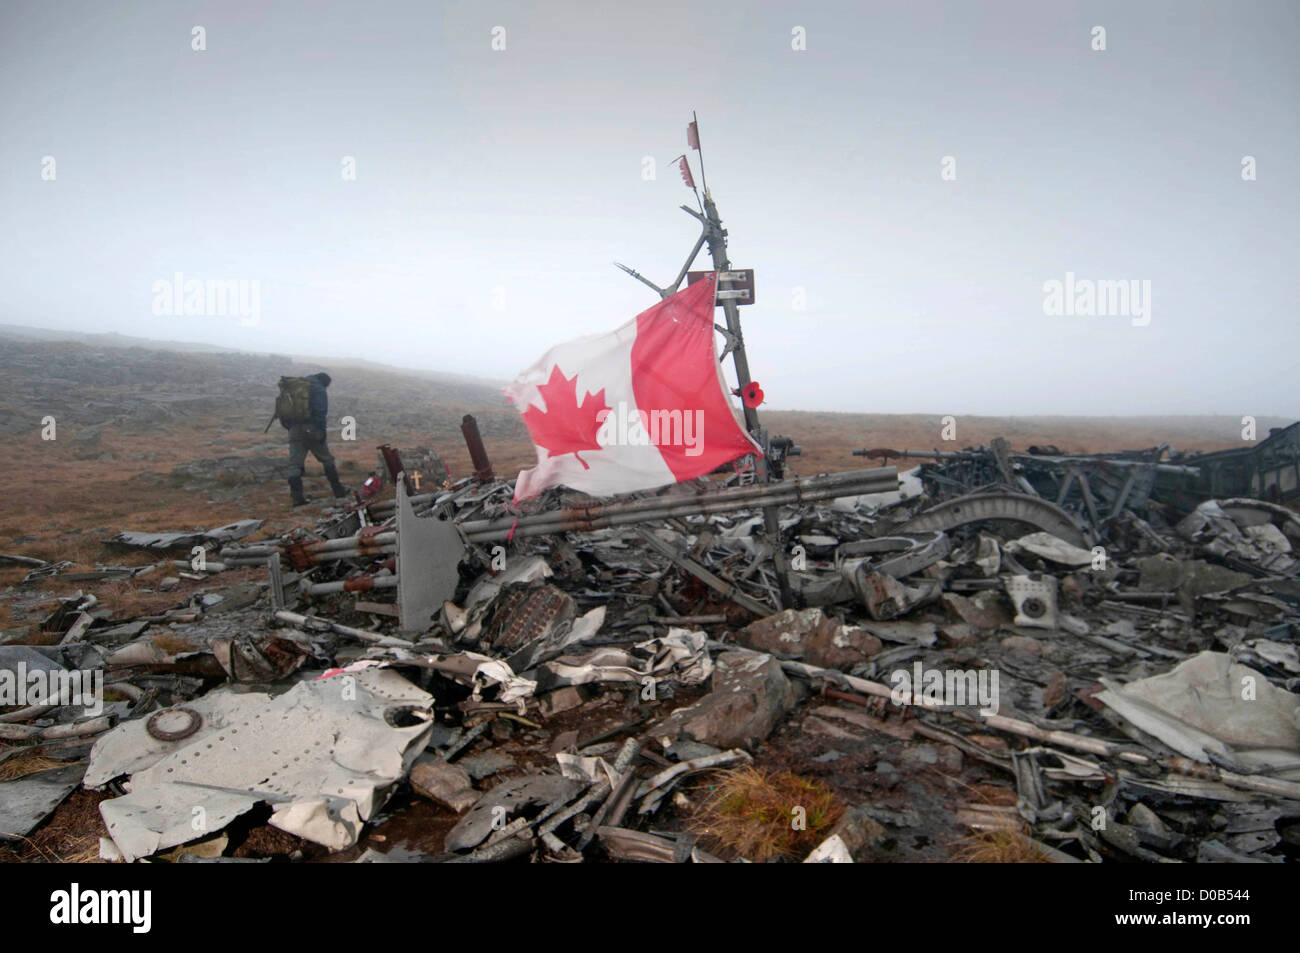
left=287, top=425, right=336, bottom=478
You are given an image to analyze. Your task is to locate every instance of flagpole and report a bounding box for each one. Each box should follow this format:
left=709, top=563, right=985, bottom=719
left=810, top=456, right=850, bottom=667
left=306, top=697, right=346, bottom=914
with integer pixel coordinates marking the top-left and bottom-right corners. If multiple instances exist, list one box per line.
left=611, top=115, right=795, bottom=610
left=697, top=172, right=794, bottom=609
left=701, top=190, right=759, bottom=435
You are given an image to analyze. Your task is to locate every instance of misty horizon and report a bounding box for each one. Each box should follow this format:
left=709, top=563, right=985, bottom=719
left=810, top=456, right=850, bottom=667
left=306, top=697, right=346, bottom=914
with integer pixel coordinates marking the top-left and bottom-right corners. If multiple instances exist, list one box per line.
left=3, top=1, right=1297, bottom=418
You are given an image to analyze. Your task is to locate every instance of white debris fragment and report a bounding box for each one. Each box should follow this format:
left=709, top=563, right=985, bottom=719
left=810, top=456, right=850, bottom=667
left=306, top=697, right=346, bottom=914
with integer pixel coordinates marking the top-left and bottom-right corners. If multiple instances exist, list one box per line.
left=87, top=668, right=434, bottom=862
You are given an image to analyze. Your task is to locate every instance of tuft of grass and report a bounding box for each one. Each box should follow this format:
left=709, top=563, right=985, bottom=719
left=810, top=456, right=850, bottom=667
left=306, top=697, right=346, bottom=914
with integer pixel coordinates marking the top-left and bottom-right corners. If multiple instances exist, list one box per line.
left=0, top=754, right=71, bottom=781
left=151, top=631, right=203, bottom=655
left=58, top=842, right=104, bottom=864
left=0, top=567, right=29, bottom=589
left=689, top=766, right=843, bottom=863
left=96, top=579, right=178, bottom=619
left=951, top=830, right=1053, bottom=863
left=0, top=789, right=109, bottom=863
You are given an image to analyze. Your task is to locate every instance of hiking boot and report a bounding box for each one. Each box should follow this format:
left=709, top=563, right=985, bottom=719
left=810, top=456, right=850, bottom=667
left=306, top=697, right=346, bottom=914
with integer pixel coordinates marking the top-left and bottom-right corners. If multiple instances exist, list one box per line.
left=324, top=464, right=350, bottom=499
left=289, top=476, right=309, bottom=507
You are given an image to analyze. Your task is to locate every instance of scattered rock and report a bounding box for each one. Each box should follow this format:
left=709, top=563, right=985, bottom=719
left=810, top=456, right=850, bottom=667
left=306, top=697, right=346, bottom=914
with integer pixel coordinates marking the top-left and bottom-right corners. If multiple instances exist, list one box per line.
left=539, top=685, right=594, bottom=717
left=1001, top=634, right=1044, bottom=655
left=937, top=744, right=963, bottom=773
left=410, top=757, right=479, bottom=813
left=663, top=739, right=723, bottom=762
left=1127, top=802, right=1170, bottom=838
left=736, top=607, right=882, bottom=670
left=942, top=592, right=1010, bottom=629
left=456, top=750, right=516, bottom=781
left=874, top=761, right=900, bottom=789
left=804, top=804, right=889, bottom=863
left=938, top=623, right=980, bottom=647
left=654, top=649, right=797, bottom=751
left=202, top=581, right=261, bottom=614
left=899, top=744, right=940, bottom=767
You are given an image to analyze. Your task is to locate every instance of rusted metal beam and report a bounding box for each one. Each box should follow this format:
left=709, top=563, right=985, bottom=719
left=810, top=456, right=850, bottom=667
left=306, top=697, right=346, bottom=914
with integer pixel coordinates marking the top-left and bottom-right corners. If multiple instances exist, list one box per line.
left=458, top=467, right=897, bottom=542
left=460, top=414, right=495, bottom=482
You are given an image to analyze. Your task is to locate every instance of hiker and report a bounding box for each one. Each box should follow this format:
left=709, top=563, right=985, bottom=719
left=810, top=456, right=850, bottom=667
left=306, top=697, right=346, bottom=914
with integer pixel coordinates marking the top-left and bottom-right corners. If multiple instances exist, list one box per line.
left=270, top=372, right=349, bottom=506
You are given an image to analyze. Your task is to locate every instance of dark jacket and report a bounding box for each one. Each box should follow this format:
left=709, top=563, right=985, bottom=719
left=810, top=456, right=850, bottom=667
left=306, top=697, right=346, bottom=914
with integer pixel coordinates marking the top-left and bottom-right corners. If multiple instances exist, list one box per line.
left=306, top=373, right=330, bottom=433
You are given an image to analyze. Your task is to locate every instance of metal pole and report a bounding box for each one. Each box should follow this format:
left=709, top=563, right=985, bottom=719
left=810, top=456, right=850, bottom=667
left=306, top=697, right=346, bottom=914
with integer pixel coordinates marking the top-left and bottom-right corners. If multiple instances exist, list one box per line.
left=461, top=469, right=897, bottom=542
left=302, top=575, right=398, bottom=596
left=457, top=467, right=896, bottom=539
left=699, top=186, right=793, bottom=608
left=222, top=467, right=897, bottom=556
left=461, top=414, right=495, bottom=482
left=691, top=110, right=708, bottom=194
left=701, top=191, right=760, bottom=434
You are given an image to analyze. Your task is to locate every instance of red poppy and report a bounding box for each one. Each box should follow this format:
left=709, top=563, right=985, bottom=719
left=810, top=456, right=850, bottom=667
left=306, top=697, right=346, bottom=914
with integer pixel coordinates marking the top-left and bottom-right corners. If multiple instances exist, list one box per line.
left=741, top=381, right=764, bottom=408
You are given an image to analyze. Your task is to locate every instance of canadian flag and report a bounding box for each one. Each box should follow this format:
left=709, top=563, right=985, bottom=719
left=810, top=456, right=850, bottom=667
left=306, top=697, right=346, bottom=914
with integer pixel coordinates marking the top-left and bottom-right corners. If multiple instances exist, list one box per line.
left=505, top=273, right=762, bottom=501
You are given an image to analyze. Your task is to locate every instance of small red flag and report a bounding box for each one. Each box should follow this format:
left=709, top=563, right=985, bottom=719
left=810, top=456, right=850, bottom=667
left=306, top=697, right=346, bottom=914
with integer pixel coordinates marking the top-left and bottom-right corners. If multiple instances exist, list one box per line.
left=687, top=121, right=699, bottom=150
left=678, top=156, right=696, bottom=189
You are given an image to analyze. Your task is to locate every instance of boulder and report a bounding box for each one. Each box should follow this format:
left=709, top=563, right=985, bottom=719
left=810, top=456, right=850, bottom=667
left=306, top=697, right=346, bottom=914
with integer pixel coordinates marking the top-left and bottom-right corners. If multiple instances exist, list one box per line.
left=654, top=649, right=796, bottom=751
left=410, top=757, right=479, bottom=813
left=735, top=608, right=882, bottom=670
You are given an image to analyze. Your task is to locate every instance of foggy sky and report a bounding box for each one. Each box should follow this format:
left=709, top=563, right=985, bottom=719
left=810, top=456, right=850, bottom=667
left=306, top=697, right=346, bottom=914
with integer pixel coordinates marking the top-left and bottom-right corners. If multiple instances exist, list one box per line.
left=2, top=0, right=1297, bottom=416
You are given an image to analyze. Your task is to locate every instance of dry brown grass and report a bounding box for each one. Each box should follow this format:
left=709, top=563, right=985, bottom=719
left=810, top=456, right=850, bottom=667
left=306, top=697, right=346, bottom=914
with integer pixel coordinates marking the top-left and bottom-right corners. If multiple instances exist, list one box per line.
left=35, top=537, right=103, bottom=567
left=59, top=842, right=103, bottom=863
left=110, top=549, right=165, bottom=568
left=951, top=830, right=1054, bottom=863
left=95, top=579, right=179, bottom=619
left=0, top=416, right=283, bottom=549
left=0, top=789, right=109, bottom=863
left=763, top=412, right=1249, bottom=478
left=0, top=397, right=1266, bottom=655
left=20, top=630, right=64, bottom=646
left=969, top=783, right=1019, bottom=806
left=0, top=567, right=30, bottom=589
left=0, top=753, right=76, bottom=782
left=0, top=407, right=1249, bottom=568
left=150, top=631, right=203, bottom=655
left=0, top=410, right=529, bottom=636
left=689, top=766, right=843, bottom=863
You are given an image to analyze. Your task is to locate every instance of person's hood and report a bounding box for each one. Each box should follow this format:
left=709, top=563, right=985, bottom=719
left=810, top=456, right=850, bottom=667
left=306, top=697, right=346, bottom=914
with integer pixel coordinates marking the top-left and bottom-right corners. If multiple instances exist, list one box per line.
left=308, top=372, right=331, bottom=387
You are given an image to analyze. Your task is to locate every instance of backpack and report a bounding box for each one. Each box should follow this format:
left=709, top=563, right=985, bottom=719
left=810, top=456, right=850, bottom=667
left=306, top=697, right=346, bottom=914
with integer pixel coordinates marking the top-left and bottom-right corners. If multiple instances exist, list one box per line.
left=273, top=376, right=312, bottom=429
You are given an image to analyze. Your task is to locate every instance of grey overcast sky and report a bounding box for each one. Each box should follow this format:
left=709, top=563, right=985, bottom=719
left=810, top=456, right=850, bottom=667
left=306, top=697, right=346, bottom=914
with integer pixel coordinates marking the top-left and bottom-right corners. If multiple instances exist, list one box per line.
left=2, top=1, right=1296, bottom=416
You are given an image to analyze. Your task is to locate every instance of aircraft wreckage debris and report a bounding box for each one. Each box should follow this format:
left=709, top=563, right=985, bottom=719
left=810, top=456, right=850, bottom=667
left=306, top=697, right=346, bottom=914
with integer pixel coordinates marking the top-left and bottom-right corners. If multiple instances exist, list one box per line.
left=6, top=425, right=1300, bottom=863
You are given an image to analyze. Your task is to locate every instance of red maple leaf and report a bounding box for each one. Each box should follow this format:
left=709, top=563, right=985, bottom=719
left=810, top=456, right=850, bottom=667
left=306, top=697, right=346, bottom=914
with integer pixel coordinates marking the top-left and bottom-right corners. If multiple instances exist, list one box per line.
left=520, top=365, right=610, bottom=470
